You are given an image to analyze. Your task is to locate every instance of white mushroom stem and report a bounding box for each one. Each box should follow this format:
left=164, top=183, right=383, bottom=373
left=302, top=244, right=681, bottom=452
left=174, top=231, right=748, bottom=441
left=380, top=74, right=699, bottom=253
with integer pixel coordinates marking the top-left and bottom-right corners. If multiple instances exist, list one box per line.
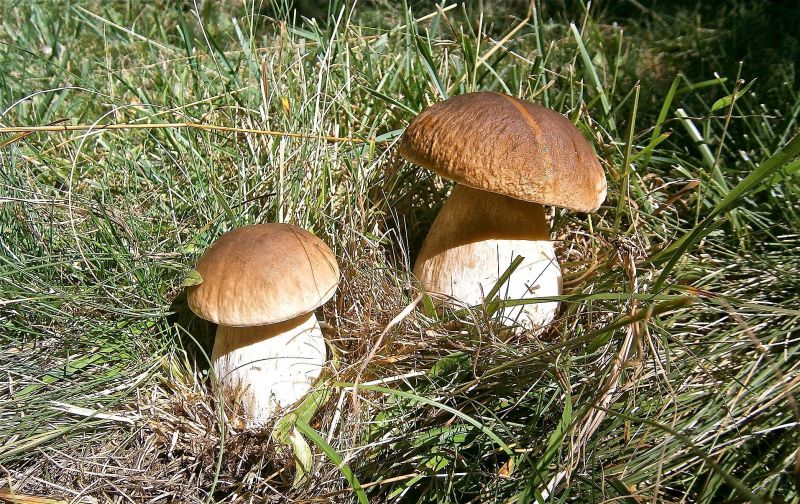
left=413, top=184, right=562, bottom=332
left=211, top=312, right=326, bottom=429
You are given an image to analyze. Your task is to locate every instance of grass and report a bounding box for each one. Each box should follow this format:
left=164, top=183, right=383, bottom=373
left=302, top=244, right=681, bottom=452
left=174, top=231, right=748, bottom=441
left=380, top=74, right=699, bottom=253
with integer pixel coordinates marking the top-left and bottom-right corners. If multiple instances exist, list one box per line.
left=1, top=0, right=798, bottom=502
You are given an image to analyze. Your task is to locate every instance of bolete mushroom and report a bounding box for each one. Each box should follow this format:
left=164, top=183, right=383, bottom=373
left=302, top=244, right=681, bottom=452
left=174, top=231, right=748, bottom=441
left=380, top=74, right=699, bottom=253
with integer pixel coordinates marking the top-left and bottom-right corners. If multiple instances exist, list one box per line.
left=187, top=223, right=339, bottom=429
left=399, top=91, right=606, bottom=331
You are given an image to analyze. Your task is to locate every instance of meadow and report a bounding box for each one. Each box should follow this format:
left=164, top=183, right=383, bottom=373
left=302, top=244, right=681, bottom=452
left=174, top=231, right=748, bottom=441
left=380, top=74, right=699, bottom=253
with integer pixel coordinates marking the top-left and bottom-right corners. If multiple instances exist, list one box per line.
left=1, top=1, right=798, bottom=502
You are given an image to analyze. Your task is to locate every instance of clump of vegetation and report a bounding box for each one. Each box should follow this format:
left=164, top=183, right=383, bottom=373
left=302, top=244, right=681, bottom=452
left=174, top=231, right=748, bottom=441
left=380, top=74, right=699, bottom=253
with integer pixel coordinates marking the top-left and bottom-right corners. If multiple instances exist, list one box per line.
left=0, top=1, right=797, bottom=502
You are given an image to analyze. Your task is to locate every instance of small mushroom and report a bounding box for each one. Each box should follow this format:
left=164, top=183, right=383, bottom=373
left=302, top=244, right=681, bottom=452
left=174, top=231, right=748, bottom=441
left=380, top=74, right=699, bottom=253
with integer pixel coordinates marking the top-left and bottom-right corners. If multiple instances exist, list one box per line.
left=187, top=223, right=339, bottom=429
left=399, top=91, right=606, bottom=331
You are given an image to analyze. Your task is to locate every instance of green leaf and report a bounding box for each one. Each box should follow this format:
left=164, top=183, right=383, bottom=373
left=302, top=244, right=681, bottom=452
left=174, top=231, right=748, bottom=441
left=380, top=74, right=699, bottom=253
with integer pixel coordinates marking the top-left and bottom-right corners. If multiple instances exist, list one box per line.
left=710, top=79, right=755, bottom=112
left=272, top=381, right=333, bottom=486
left=182, top=269, right=203, bottom=287
left=288, top=427, right=314, bottom=486
left=274, top=382, right=332, bottom=443
left=428, top=352, right=471, bottom=379
left=421, top=292, right=438, bottom=318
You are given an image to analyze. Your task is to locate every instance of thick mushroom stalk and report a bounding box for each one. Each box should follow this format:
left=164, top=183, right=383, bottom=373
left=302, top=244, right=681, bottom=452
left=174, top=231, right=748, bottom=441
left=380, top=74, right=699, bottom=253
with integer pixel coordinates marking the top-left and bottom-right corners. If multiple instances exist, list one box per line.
left=414, top=185, right=562, bottom=331
left=212, top=312, right=326, bottom=429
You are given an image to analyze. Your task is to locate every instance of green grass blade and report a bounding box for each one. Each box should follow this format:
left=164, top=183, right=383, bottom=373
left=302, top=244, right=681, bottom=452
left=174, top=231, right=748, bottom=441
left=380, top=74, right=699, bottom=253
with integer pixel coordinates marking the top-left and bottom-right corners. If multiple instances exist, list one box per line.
left=295, top=420, right=369, bottom=504
left=339, top=382, right=514, bottom=456
left=653, top=132, right=800, bottom=290
left=570, top=23, right=615, bottom=131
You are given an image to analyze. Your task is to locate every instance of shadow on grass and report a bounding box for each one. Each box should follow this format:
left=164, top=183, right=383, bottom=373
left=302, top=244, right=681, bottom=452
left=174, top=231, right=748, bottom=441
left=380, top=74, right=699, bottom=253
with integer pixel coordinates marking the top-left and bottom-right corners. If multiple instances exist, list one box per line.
left=372, top=154, right=450, bottom=270
left=167, top=289, right=216, bottom=373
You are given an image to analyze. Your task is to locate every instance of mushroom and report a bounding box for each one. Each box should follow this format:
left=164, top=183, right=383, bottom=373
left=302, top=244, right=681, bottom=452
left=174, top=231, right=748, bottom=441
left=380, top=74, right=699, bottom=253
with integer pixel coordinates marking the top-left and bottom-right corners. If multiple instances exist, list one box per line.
left=399, top=91, right=606, bottom=331
left=187, top=223, right=339, bottom=429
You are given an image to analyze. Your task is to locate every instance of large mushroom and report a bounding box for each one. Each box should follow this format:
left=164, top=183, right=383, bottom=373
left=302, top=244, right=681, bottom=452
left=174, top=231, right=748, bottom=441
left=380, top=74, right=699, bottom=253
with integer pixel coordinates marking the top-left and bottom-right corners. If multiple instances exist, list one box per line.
left=187, top=223, right=339, bottom=429
left=399, top=91, right=606, bottom=331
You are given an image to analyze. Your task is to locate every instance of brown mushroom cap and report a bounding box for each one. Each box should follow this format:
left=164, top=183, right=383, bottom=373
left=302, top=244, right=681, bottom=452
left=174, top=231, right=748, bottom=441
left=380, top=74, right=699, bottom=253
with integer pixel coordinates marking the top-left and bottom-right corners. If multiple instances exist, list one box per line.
left=398, top=91, right=607, bottom=213
left=187, top=223, right=339, bottom=327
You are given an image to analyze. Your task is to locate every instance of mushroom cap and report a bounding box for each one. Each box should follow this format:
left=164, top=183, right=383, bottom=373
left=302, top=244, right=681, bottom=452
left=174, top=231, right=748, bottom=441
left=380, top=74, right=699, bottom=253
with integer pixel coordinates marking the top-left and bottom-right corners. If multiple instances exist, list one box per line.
left=398, top=91, right=607, bottom=213
left=187, top=223, right=339, bottom=327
